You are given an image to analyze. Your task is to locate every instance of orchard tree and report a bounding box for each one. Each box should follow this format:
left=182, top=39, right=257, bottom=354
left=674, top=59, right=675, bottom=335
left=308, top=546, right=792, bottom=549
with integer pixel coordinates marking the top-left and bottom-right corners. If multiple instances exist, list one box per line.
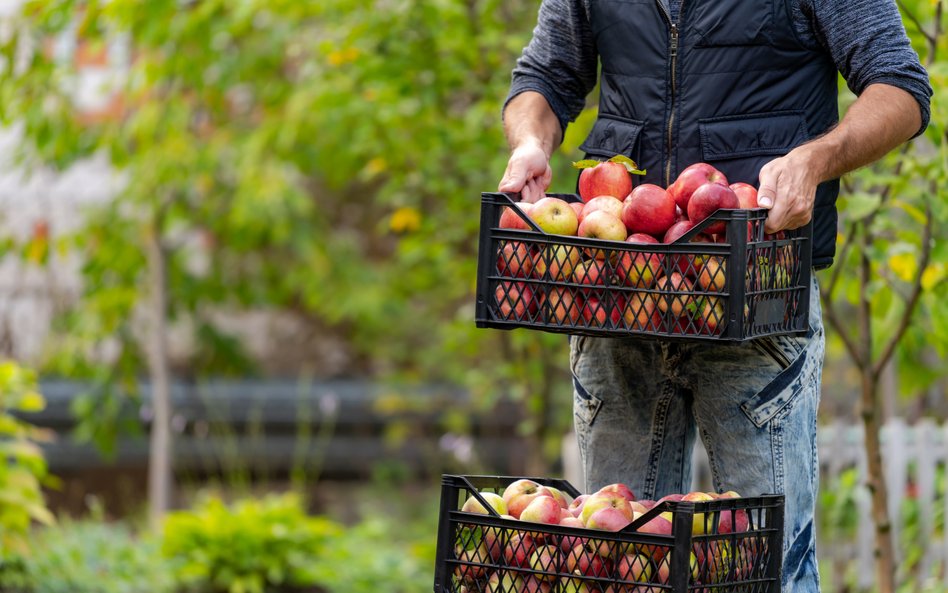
left=819, top=1, right=948, bottom=591
left=0, top=0, right=580, bottom=524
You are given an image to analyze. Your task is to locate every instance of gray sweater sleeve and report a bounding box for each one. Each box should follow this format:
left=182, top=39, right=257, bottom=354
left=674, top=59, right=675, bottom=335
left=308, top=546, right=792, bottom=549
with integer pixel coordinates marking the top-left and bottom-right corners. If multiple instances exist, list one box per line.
left=795, top=0, right=932, bottom=136
left=504, top=0, right=598, bottom=134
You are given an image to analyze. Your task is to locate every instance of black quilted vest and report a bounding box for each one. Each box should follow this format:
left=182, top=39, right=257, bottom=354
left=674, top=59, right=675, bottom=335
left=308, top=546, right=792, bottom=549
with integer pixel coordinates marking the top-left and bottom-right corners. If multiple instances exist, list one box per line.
left=580, top=0, right=840, bottom=268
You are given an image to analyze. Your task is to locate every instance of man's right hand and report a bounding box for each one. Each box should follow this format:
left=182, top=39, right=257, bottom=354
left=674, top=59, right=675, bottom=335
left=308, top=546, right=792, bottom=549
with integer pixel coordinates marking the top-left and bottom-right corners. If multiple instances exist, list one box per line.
left=498, top=141, right=552, bottom=204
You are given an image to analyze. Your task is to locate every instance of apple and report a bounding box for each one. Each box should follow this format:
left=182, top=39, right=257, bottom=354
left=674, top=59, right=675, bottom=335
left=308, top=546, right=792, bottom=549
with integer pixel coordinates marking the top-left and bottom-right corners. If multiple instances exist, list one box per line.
left=586, top=506, right=633, bottom=532
left=730, top=182, right=759, bottom=209
left=521, top=495, right=563, bottom=526
left=716, top=491, right=750, bottom=534
left=696, top=256, right=726, bottom=292
left=540, top=486, right=571, bottom=509
left=579, top=161, right=633, bottom=202
left=495, top=281, right=538, bottom=320
left=635, top=514, right=673, bottom=562
left=502, top=479, right=547, bottom=519
left=628, top=501, right=648, bottom=516
left=531, top=197, right=580, bottom=236
left=534, top=244, right=583, bottom=280
left=663, top=221, right=714, bottom=277
left=655, top=272, right=694, bottom=317
left=504, top=532, right=537, bottom=568
left=569, top=201, right=586, bottom=219
left=565, top=542, right=612, bottom=577
left=636, top=499, right=657, bottom=510
left=530, top=544, right=563, bottom=582
left=582, top=296, right=622, bottom=328
left=462, top=492, right=508, bottom=516
left=546, top=286, right=583, bottom=326
left=694, top=296, right=726, bottom=336
left=579, top=195, right=625, bottom=223
left=656, top=493, right=684, bottom=523
left=500, top=202, right=536, bottom=230
left=454, top=540, right=491, bottom=582
left=522, top=577, right=554, bottom=593
left=568, top=494, right=590, bottom=518
left=663, top=220, right=695, bottom=244
left=687, top=182, right=739, bottom=236
left=578, top=210, right=627, bottom=259
left=573, top=259, right=607, bottom=289
left=558, top=516, right=587, bottom=553
left=617, top=233, right=661, bottom=288
left=668, top=162, right=728, bottom=211
left=622, top=184, right=677, bottom=237
left=682, top=491, right=715, bottom=535
left=580, top=491, right=634, bottom=526
left=487, top=570, right=524, bottom=593
left=560, top=574, right=597, bottom=593
left=622, top=291, right=660, bottom=332
left=596, top=483, right=636, bottom=504
left=497, top=241, right=533, bottom=278
left=616, top=552, right=653, bottom=585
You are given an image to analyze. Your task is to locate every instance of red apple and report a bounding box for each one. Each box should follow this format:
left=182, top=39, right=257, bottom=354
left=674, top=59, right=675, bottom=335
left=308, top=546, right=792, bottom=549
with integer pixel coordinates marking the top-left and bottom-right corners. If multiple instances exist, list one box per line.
left=540, top=486, right=571, bottom=509
left=462, top=492, right=508, bottom=516
left=682, top=491, right=715, bottom=535
left=505, top=532, right=537, bottom=568
left=580, top=492, right=634, bottom=526
left=534, top=244, right=583, bottom=280
left=579, top=161, right=633, bottom=202
left=579, top=195, right=625, bottom=223
left=622, top=291, right=660, bottom=331
left=696, top=256, right=726, bottom=292
left=687, top=182, right=739, bottom=235
left=655, top=273, right=694, bottom=317
left=530, top=544, right=563, bottom=582
left=521, top=495, right=563, bottom=526
left=617, top=233, right=662, bottom=288
left=566, top=542, right=612, bottom=577
left=635, top=514, right=673, bottom=562
left=531, top=197, right=580, bottom=236
left=663, top=220, right=695, bottom=244
left=500, top=202, right=535, bottom=230
left=495, top=281, right=538, bottom=320
left=578, top=210, right=627, bottom=259
left=668, top=162, right=728, bottom=211
left=730, top=182, right=759, bottom=209
left=573, top=259, right=607, bottom=291
left=522, top=577, right=554, bottom=593
left=568, top=494, right=590, bottom=518
left=628, top=501, right=648, bottom=516
left=622, top=184, right=677, bottom=237
left=596, top=483, right=636, bottom=504
left=546, top=287, right=583, bottom=326
left=487, top=570, right=524, bottom=593
left=581, top=296, right=614, bottom=328
left=497, top=241, right=533, bottom=278
left=454, top=540, right=492, bottom=582
left=616, top=552, right=653, bottom=585
left=558, top=516, right=587, bottom=553
left=502, top=479, right=546, bottom=519
left=663, top=222, right=714, bottom=278
left=693, top=296, right=726, bottom=336
left=569, top=201, right=586, bottom=219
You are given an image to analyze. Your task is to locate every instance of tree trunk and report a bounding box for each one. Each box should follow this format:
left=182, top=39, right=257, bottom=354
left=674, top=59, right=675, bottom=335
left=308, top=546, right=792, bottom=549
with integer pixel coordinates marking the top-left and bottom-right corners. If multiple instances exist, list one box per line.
left=147, top=230, right=173, bottom=529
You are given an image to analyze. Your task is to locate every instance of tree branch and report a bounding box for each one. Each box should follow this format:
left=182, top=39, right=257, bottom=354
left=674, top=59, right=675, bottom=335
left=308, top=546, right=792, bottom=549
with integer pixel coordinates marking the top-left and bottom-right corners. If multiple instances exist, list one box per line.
left=897, top=0, right=937, bottom=46
left=825, top=220, right=857, bottom=299
left=873, top=195, right=934, bottom=379
left=822, top=294, right=865, bottom=370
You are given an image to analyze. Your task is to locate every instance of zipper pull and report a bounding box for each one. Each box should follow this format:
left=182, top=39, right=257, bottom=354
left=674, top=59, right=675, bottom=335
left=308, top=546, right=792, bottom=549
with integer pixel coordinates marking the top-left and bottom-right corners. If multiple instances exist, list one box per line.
left=670, top=23, right=679, bottom=58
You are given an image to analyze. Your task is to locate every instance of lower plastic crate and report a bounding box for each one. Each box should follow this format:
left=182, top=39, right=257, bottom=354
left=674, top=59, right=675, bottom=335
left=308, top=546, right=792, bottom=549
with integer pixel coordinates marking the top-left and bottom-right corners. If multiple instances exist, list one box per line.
left=434, top=475, right=784, bottom=593
left=475, top=192, right=812, bottom=342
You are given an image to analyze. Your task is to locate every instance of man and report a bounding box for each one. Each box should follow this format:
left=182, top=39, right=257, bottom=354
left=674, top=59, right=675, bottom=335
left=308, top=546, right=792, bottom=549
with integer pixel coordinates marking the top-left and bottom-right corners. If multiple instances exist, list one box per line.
left=498, top=1, right=931, bottom=591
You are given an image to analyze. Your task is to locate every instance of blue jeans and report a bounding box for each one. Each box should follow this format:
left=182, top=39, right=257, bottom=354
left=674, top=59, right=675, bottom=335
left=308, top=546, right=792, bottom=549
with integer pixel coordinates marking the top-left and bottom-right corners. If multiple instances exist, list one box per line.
left=570, top=276, right=824, bottom=593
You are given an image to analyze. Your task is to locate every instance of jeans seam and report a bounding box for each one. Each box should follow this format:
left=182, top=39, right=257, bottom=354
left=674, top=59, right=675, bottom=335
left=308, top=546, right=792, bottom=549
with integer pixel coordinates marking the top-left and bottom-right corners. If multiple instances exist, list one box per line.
left=698, top=426, right=723, bottom=490
left=644, top=382, right=673, bottom=498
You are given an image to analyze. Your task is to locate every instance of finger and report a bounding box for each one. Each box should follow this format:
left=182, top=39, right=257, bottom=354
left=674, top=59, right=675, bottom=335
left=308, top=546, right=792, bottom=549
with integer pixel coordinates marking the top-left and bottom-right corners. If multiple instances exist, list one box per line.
left=764, top=197, right=789, bottom=234
left=524, top=177, right=542, bottom=203
left=498, top=161, right=527, bottom=193
left=756, top=165, right=779, bottom=209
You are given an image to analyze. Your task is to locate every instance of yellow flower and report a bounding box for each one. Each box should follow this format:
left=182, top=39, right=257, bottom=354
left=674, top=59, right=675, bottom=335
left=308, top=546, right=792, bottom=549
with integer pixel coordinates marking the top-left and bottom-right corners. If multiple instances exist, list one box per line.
left=389, top=207, right=421, bottom=234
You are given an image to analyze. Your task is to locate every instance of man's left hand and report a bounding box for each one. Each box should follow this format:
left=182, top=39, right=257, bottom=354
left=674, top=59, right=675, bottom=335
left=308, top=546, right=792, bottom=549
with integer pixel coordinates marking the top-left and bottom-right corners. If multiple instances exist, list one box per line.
left=756, top=146, right=823, bottom=234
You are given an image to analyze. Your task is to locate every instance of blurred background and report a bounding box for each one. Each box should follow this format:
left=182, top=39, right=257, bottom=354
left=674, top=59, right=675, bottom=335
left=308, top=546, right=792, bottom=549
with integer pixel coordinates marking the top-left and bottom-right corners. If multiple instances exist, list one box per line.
left=0, top=1, right=945, bottom=592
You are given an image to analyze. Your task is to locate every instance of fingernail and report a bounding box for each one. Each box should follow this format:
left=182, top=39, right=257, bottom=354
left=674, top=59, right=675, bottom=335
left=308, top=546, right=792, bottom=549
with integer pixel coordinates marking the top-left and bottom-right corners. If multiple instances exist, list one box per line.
left=759, top=197, right=772, bottom=208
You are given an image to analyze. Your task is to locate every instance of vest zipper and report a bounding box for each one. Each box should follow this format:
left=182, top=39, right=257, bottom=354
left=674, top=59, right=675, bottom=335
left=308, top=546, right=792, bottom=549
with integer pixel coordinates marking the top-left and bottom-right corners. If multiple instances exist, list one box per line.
left=656, top=1, right=681, bottom=187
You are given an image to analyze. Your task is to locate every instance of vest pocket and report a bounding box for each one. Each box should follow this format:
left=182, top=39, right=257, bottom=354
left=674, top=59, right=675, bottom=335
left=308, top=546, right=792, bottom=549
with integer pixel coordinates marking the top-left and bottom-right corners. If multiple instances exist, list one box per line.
left=580, top=114, right=645, bottom=162
left=691, top=0, right=773, bottom=47
left=698, top=111, right=809, bottom=184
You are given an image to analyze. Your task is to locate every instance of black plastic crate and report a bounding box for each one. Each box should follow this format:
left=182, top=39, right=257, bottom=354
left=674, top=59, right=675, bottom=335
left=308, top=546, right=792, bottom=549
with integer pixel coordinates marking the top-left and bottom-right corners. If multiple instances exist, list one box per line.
left=475, top=193, right=812, bottom=341
left=434, top=475, right=784, bottom=593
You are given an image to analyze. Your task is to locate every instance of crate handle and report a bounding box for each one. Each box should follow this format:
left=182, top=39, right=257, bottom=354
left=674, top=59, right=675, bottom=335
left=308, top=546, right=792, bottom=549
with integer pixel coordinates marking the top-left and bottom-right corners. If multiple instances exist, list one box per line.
left=482, top=192, right=547, bottom=235
left=454, top=475, right=505, bottom=518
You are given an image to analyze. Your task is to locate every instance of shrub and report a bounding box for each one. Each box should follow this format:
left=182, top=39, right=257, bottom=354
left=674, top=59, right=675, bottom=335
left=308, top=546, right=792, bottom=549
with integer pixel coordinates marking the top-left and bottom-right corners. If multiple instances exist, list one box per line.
left=0, top=519, right=173, bottom=593
left=162, top=492, right=342, bottom=593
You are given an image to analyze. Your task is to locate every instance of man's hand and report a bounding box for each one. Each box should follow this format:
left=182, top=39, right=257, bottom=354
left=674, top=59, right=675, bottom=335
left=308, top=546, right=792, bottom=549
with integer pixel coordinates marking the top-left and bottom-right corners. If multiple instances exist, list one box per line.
left=756, top=146, right=822, bottom=234
left=498, top=141, right=553, bottom=203
left=757, top=83, right=921, bottom=234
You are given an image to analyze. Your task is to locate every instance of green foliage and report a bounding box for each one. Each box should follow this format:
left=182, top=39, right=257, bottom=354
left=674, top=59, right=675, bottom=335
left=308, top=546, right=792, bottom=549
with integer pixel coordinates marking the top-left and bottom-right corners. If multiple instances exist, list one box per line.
left=0, top=362, right=55, bottom=561
left=0, top=0, right=577, bottom=468
left=0, top=519, right=173, bottom=593
left=162, top=492, right=342, bottom=593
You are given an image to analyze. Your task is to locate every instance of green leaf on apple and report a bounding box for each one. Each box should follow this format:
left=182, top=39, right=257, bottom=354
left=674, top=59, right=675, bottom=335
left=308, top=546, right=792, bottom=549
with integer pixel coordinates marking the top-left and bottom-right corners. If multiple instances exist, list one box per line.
left=608, top=154, right=647, bottom=175
left=572, top=159, right=603, bottom=169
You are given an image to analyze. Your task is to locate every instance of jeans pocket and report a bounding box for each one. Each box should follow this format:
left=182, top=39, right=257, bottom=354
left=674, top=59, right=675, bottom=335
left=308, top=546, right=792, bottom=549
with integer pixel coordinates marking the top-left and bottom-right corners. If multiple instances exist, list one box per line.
left=573, top=374, right=603, bottom=427
left=740, top=350, right=809, bottom=428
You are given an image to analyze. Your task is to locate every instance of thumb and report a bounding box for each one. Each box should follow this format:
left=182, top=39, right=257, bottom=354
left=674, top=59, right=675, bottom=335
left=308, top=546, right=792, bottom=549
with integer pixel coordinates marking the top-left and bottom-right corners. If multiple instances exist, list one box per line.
left=498, top=162, right=527, bottom=193
left=757, top=167, right=778, bottom=210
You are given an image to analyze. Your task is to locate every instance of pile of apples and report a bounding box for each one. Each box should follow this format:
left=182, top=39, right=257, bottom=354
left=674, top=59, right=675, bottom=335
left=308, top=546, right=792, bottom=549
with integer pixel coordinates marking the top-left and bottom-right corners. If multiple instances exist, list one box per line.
left=494, top=160, right=761, bottom=336
left=454, top=478, right=756, bottom=593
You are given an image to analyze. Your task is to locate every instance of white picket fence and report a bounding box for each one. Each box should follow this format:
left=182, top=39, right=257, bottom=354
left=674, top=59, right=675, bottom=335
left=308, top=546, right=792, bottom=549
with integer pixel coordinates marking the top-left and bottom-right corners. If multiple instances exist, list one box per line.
left=563, top=419, right=948, bottom=588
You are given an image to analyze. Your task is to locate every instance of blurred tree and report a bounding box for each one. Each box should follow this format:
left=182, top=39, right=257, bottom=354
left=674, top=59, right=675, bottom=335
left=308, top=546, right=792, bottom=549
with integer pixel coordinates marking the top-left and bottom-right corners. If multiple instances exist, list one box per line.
left=817, top=2, right=947, bottom=590
left=0, top=0, right=587, bottom=521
